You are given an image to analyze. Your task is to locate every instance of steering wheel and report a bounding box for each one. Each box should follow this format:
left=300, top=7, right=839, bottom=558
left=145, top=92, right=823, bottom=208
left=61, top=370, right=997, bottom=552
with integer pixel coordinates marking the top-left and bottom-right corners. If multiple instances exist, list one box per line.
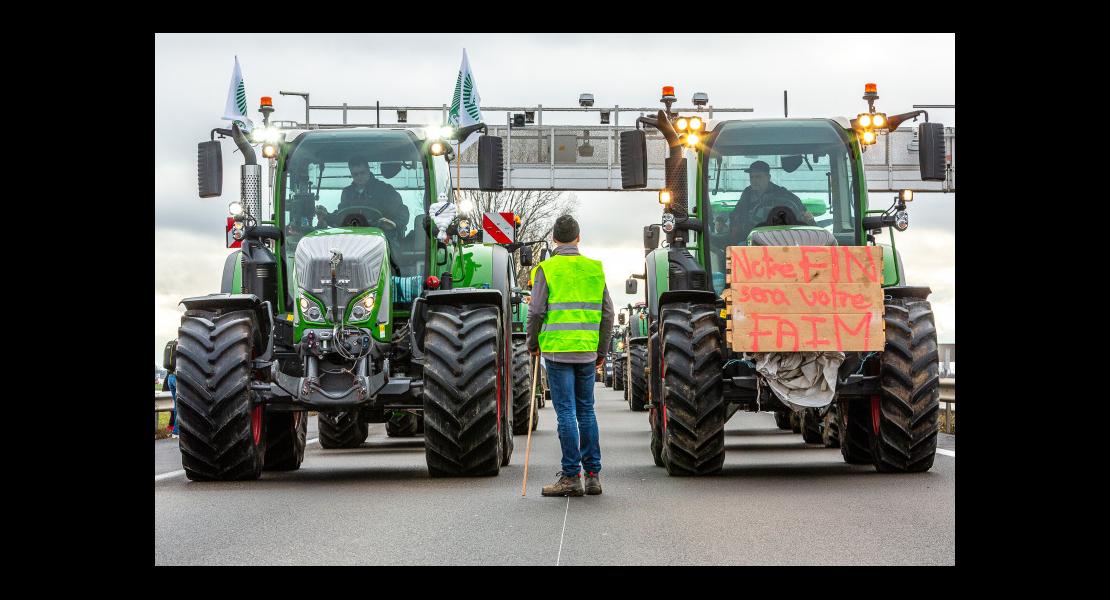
left=331, top=206, right=385, bottom=228
left=754, top=205, right=803, bottom=228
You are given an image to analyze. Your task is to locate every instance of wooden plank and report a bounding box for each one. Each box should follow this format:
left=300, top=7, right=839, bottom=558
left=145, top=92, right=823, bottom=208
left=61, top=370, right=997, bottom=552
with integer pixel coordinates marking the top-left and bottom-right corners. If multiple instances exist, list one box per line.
left=728, top=246, right=883, bottom=284
left=729, top=311, right=885, bottom=352
left=731, top=282, right=884, bottom=315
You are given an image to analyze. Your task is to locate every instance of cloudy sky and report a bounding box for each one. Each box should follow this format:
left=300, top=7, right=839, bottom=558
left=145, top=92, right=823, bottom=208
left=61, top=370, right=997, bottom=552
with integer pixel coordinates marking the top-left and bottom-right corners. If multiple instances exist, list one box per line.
left=155, top=33, right=955, bottom=364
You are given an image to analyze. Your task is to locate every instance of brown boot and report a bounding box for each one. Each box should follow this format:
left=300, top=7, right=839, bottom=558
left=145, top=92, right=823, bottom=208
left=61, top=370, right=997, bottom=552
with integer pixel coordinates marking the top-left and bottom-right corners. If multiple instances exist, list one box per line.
left=541, top=471, right=584, bottom=497
left=584, top=471, right=602, bottom=495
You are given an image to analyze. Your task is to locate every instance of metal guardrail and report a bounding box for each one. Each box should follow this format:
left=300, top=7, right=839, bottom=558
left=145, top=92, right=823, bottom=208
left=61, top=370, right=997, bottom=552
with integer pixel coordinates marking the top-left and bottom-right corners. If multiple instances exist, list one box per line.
left=939, top=377, right=955, bottom=434
left=155, top=391, right=173, bottom=413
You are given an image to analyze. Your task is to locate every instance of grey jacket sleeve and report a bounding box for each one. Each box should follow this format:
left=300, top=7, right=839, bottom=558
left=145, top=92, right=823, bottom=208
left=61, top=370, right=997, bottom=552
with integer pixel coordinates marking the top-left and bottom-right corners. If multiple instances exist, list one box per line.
left=595, top=285, right=615, bottom=358
left=526, top=266, right=548, bottom=353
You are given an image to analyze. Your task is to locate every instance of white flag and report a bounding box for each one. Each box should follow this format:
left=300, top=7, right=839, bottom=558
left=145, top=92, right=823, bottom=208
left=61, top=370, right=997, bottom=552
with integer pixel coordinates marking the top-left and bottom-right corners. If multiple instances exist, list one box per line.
left=448, top=49, right=483, bottom=152
left=222, top=56, right=254, bottom=133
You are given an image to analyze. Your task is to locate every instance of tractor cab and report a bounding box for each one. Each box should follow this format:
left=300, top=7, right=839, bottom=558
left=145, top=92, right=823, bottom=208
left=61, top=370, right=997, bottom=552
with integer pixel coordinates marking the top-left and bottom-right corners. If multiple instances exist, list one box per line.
left=280, top=128, right=441, bottom=326
left=703, top=118, right=862, bottom=294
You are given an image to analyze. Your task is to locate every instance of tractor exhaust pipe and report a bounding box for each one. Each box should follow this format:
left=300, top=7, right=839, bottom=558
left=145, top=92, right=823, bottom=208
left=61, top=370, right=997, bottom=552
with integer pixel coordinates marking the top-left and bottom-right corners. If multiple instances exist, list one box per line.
left=230, top=122, right=262, bottom=219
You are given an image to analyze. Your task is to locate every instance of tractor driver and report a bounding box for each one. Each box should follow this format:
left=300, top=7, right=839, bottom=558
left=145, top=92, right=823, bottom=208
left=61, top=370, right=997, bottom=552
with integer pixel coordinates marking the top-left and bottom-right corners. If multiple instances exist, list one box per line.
left=315, top=159, right=410, bottom=233
left=728, top=160, right=816, bottom=243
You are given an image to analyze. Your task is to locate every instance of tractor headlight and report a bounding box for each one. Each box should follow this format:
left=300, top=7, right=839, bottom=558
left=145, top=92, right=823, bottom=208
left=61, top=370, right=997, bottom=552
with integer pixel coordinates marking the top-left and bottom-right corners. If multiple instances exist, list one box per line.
left=430, top=141, right=446, bottom=156
left=300, top=294, right=325, bottom=323
left=862, top=130, right=877, bottom=145
left=675, top=117, right=688, bottom=132
left=661, top=212, right=676, bottom=233
left=858, top=113, right=873, bottom=128
left=872, top=113, right=886, bottom=128
left=349, top=293, right=376, bottom=321
left=688, top=117, right=702, bottom=131
left=894, top=210, right=909, bottom=231
left=685, top=133, right=700, bottom=147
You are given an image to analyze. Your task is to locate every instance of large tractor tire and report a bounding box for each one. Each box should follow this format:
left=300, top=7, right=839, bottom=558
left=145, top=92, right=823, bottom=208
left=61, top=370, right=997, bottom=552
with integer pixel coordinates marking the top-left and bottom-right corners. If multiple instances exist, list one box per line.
left=647, top=333, right=665, bottom=467
left=821, top=404, right=840, bottom=448
left=634, top=341, right=648, bottom=412
left=264, top=411, right=307, bottom=471
left=423, top=304, right=503, bottom=477
left=774, top=410, right=792, bottom=430
left=613, top=356, right=625, bottom=391
left=660, top=302, right=726, bottom=476
left=386, top=411, right=421, bottom=437
left=512, top=338, right=538, bottom=434
left=318, top=410, right=369, bottom=448
left=839, top=397, right=873, bottom=464
left=176, top=309, right=266, bottom=481
left=801, top=407, right=823, bottom=444
left=629, top=343, right=648, bottom=412
left=869, top=298, right=940, bottom=473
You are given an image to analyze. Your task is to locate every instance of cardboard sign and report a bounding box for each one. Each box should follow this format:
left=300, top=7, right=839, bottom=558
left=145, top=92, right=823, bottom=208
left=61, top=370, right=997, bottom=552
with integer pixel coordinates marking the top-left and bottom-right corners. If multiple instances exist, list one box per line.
left=725, top=246, right=884, bottom=352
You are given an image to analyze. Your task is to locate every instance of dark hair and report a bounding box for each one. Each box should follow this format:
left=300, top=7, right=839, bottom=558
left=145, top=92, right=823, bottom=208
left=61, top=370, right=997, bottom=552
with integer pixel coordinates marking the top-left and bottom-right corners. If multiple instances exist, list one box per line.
left=553, top=215, right=580, bottom=243
left=348, top=159, right=369, bottom=170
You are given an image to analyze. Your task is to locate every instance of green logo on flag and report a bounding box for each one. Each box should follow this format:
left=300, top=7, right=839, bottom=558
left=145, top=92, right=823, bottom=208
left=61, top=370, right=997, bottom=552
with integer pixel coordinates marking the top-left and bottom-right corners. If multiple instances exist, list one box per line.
left=236, top=80, right=248, bottom=117
left=450, top=72, right=480, bottom=125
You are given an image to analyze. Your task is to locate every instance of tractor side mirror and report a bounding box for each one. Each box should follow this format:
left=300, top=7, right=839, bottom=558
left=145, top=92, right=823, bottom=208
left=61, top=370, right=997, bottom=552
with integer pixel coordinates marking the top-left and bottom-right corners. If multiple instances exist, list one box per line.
left=781, top=155, right=804, bottom=173
left=918, top=122, right=946, bottom=181
left=163, top=339, right=178, bottom=372
left=620, top=129, right=648, bottom=189
left=626, top=278, right=637, bottom=294
left=619, top=313, right=626, bottom=325
left=519, top=245, right=534, bottom=267
left=478, top=136, right=504, bottom=191
left=643, top=224, right=661, bottom=254
left=198, top=141, right=223, bottom=198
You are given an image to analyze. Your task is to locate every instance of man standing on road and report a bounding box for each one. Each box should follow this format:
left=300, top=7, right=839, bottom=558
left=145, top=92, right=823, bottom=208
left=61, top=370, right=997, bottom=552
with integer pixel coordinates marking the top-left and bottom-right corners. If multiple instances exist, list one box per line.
left=527, top=215, right=614, bottom=497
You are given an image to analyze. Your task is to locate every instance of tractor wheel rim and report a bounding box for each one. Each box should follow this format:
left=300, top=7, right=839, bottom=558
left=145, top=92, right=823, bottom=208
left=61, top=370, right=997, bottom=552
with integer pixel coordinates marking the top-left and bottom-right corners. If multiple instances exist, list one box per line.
left=252, top=405, right=263, bottom=446
left=870, top=395, right=881, bottom=436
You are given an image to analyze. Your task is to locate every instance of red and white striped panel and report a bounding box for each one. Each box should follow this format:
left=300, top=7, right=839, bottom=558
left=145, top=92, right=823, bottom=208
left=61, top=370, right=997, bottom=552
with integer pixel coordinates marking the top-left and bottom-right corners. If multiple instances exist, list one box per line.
left=226, top=217, right=242, bottom=249
left=482, top=212, right=515, bottom=244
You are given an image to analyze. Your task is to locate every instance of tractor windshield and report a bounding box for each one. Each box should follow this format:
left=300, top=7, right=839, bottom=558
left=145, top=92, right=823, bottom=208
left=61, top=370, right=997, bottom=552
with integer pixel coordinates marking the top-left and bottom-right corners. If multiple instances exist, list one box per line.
left=703, top=119, right=861, bottom=294
left=281, top=129, right=430, bottom=278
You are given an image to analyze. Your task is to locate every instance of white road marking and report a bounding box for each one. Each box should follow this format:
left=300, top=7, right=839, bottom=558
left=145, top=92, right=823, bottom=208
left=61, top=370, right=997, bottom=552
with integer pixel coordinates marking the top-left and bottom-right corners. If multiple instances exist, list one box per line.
left=936, top=448, right=955, bottom=458
left=156, top=438, right=319, bottom=482
left=155, top=470, right=185, bottom=482
left=556, top=497, right=570, bottom=566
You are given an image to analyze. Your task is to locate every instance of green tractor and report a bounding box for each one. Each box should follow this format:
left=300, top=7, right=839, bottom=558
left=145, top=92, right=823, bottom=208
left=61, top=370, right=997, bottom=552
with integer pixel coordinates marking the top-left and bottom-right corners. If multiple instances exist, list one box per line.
left=464, top=223, right=547, bottom=435
left=621, top=84, right=946, bottom=475
left=606, top=326, right=626, bottom=392
left=174, top=95, right=521, bottom=481
left=619, top=300, right=650, bottom=412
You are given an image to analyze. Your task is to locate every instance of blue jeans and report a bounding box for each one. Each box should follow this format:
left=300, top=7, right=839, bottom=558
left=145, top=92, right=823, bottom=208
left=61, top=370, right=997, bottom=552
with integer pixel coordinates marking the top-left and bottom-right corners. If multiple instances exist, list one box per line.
left=546, top=360, right=601, bottom=477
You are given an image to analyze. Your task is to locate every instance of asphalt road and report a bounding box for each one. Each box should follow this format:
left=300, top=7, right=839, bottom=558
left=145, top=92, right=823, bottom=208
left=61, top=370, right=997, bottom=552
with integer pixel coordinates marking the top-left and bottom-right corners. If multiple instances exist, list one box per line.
left=155, top=384, right=955, bottom=565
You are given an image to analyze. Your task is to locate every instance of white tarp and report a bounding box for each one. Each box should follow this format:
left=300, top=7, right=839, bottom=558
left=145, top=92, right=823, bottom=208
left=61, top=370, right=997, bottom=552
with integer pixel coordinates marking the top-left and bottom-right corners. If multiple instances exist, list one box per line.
left=753, top=351, right=845, bottom=411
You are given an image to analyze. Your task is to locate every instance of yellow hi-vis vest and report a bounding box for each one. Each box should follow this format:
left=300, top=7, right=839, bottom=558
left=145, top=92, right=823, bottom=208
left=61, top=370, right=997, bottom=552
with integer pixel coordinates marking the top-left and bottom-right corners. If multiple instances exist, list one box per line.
left=537, top=254, right=606, bottom=354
